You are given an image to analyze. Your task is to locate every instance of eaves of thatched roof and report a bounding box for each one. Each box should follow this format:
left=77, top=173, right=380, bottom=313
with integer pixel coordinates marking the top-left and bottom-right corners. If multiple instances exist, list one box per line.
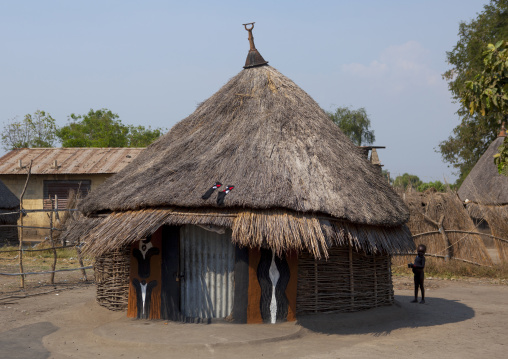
left=80, top=65, right=409, bottom=227
left=458, top=136, right=508, bottom=205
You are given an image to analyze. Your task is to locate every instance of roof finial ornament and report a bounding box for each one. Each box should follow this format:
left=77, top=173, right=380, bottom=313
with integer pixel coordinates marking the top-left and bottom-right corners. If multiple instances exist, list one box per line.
left=242, top=22, right=268, bottom=69
left=244, top=22, right=256, bottom=51
left=499, top=121, right=506, bottom=137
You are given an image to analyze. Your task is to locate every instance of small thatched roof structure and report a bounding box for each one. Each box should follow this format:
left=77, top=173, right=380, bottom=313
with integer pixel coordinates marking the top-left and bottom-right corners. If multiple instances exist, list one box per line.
left=458, top=128, right=508, bottom=205
left=72, top=27, right=413, bottom=259
left=0, top=179, right=18, bottom=225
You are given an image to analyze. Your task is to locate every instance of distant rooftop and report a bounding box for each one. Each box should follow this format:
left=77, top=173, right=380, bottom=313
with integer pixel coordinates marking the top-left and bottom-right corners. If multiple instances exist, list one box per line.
left=0, top=148, right=144, bottom=175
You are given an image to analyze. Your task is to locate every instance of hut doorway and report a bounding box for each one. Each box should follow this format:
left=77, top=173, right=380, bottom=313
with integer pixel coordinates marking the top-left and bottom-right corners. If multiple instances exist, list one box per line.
left=179, top=225, right=235, bottom=320
left=160, top=225, right=235, bottom=322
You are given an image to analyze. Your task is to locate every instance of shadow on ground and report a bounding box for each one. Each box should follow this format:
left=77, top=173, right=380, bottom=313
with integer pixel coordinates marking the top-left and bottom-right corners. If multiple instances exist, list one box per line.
left=297, top=294, right=475, bottom=336
left=0, top=321, right=58, bottom=359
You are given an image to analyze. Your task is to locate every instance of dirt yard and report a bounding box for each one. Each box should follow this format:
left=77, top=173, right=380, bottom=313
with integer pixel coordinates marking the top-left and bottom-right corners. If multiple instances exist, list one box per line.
left=0, top=275, right=506, bottom=359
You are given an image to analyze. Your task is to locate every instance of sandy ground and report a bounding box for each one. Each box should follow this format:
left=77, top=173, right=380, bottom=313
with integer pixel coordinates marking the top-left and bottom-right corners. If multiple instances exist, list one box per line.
left=0, top=276, right=507, bottom=359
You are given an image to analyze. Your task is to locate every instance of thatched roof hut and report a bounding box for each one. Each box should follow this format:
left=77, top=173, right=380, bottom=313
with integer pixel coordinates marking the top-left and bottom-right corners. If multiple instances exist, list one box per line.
left=0, top=179, right=19, bottom=245
left=458, top=124, right=508, bottom=206
left=68, top=24, right=413, bottom=322
left=457, top=124, right=508, bottom=262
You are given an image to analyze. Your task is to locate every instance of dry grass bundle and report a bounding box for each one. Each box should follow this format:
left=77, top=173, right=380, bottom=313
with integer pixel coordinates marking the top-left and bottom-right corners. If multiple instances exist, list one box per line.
left=393, top=190, right=493, bottom=267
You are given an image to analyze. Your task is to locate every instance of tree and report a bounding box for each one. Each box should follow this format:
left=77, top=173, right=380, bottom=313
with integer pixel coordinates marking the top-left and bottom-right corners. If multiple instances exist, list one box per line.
left=393, top=173, right=422, bottom=191
left=440, top=0, right=508, bottom=184
left=392, top=174, right=452, bottom=192
left=327, top=106, right=375, bottom=146
left=56, top=109, right=164, bottom=148
left=1, top=110, right=57, bottom=150
left=459, top=40, right=508, bottom=175
left=416, top=180, right=447, bottom=192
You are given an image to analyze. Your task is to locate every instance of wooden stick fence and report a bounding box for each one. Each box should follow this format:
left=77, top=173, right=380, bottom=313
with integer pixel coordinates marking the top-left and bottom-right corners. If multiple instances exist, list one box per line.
left=0, top=182, right=90, bottom=287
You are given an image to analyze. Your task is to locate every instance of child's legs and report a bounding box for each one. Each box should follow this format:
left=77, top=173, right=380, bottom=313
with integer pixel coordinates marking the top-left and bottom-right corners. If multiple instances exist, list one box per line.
left=419, top=273, right=425, bottom=299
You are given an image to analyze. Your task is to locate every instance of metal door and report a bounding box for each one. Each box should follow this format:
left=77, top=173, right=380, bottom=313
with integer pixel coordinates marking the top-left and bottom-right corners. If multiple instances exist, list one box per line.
left=180, top=225, right=235, bottom=319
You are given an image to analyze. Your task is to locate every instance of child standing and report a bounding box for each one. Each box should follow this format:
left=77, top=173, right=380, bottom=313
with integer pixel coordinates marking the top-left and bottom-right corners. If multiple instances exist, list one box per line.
left=408, top=244, right=426, bottom=304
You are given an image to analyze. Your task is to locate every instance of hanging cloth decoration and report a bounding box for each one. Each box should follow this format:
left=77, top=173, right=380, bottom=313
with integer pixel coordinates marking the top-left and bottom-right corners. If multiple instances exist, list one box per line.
left=217, top=185, right=234, bottom=206
left=201, top=182, right=223, bottom=199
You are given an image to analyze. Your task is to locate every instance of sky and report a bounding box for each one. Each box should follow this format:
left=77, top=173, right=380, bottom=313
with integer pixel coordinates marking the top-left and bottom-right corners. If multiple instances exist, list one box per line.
left=0, top=0, right=491, bottom=183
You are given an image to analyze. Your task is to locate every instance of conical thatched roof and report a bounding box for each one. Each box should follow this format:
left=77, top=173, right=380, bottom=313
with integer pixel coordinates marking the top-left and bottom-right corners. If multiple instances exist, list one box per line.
left=81, top=65, right=408, bottom=226
left=458, top=136, right=508, bottom=205
left=73, top=31, right=414, bottom=259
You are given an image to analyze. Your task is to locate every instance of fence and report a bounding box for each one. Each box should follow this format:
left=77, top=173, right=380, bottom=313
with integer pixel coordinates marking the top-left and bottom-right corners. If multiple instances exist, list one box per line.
left=0, top=160, right=92, bottom=292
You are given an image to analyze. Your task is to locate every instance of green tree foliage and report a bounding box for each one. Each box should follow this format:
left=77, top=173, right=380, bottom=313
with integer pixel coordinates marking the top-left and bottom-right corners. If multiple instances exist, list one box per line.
left=1, top=110, right=57, bottom=150
left=393, top=173, right=422, bottom=191
left=460, top=40, right=508, bottom=175
left=56, top=109, right=164, bottom=148
left=392, top=173, right=451, bottom=192
left=495, top=138, right=508, bottom=174
left=416, top=181, right=447, bottom=192
left=327, top=106, right=375, bottom=146
left=439, top=0, right=508, bottom=184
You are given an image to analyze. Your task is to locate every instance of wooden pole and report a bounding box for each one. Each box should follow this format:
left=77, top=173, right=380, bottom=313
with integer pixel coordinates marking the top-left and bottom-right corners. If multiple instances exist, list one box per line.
left=18, top=160, right=32, bottom=288
left=349, top=240, right=354, bottom=310
left=49, top=196, right=57, bottom=285
left=422, top=213, right=453, bottom=260
left=314, top=259, right=318, bottom=313
left=373, top=255, right=377, bottom=306
left=76, top=245, right=88, bottom=281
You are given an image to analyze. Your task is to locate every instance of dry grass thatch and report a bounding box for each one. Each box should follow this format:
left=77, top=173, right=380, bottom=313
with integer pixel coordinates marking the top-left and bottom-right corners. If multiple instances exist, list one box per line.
left=458, top=136, right=508, bottom=205
left=79, top=65, right=408, bottom=227
left=76, top=207, right=414, bottom=259
left=465, top=202, right=508, bottom=262
left=393, top=190, right=493, bottom=267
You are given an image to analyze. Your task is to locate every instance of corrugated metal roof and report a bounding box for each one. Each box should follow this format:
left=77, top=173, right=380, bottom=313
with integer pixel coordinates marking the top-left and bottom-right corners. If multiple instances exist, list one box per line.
left=0, top=148, right=144, bottom=175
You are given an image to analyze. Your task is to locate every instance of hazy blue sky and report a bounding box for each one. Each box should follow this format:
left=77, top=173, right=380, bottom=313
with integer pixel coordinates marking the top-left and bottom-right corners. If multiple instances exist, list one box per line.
left=0, top=0, right=490, bottom=182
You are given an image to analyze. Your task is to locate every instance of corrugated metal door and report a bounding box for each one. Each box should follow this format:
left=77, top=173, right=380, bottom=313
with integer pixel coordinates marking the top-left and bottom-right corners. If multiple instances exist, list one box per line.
left=180, top=225, right=235, bottom=319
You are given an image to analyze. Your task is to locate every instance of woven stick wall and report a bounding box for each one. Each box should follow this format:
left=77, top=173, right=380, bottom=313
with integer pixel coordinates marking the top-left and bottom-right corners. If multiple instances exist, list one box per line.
left=296, top=245, right=392, bottom=314
left=94, top=246, right=130, bottom=311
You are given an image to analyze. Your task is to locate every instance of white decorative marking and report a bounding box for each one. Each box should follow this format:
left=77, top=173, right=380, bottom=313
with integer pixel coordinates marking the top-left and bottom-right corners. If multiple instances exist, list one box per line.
left=140, top=282, right=147, bottom=315
left=139, top=239, right=153, bottom=259
left=269, top=251, right=280, bottom=324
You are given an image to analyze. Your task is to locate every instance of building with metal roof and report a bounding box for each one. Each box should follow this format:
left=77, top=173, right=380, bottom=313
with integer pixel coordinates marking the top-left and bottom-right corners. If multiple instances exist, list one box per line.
left=0, top=148, right=143, bottom=241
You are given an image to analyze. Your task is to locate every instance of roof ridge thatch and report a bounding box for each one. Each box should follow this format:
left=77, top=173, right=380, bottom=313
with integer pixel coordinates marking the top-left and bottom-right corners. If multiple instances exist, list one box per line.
left=458, top=136, right=508, bottom=205
left=79, top=65, right=408, bottom=227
